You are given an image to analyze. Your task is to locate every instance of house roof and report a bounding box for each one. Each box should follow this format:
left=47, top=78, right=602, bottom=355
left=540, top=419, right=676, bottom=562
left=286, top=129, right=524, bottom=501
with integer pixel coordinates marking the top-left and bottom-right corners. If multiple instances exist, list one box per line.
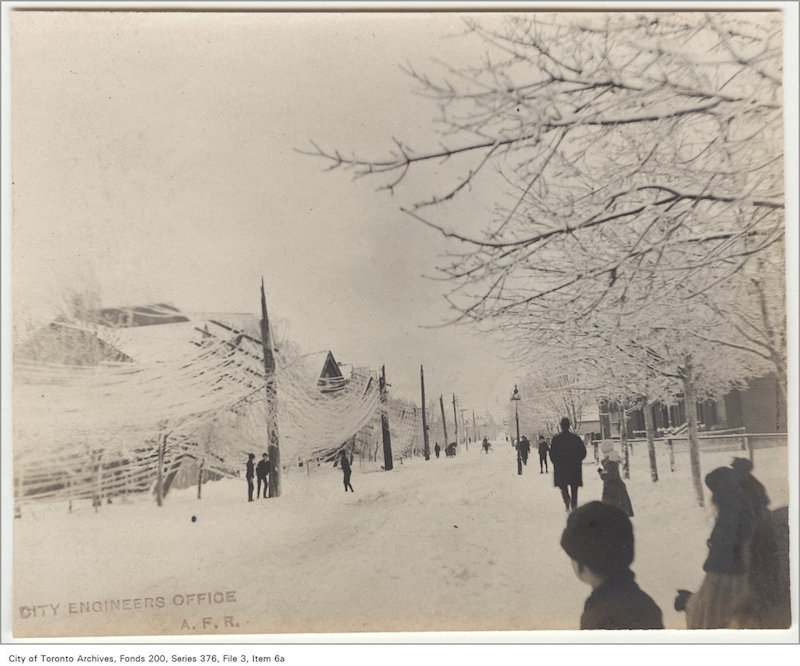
left=86, top=303, right=190, bottom=327
left=318, top=350, right=347, bottom=393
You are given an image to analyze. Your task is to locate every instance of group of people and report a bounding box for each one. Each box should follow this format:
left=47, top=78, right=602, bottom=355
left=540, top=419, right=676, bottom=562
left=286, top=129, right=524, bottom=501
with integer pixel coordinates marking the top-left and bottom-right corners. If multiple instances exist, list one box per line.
left=528, top=416, right=788, bottom=630
left=517, top=417, right=632, bottom=517
left=560, top=457, right=788, bottom=630
left=552, top=417, right=787, bottom=629
left=245, top=452, right=271, bottom=501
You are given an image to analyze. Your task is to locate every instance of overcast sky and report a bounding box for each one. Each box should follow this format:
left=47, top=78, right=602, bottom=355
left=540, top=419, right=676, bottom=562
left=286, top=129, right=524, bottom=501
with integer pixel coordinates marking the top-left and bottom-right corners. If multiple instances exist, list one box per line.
left=9, top=9, right=531, bottom=415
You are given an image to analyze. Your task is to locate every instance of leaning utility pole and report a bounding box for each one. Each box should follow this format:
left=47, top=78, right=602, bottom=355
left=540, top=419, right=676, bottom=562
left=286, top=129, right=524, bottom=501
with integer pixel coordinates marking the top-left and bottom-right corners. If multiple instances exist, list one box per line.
left=260, top=279, right=281, bottom=497
left=380, top=365, right=393, bottom=471
left=439, top=395, right=449, bottom=451
left=420, top=365, right=430, bottom=461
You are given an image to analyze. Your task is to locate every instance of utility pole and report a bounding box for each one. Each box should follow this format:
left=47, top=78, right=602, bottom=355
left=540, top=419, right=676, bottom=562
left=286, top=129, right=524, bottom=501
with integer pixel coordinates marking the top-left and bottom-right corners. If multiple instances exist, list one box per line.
left=260, top=279, right=281, bottom=497
left=439, top=395, right=449, bottom=453
left=472, top=411, right=477, bottom=443
left=459, top=408, right=469, bottom=450
left=420, top=365, right=430, bottom=460
left=380, top=365, right=393, bottom=471
left=511, top=384, right=522, bottom=474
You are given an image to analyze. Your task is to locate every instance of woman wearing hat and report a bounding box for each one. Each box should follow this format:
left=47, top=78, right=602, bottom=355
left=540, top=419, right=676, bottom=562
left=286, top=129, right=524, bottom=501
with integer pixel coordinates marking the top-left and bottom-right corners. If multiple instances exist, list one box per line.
left=675, top=461, right=785, bottom=628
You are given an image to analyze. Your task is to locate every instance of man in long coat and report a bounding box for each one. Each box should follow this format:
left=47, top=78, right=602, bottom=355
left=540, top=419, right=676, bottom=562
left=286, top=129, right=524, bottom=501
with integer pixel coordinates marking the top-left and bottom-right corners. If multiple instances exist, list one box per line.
left=549, top=417, right=587, bottom=511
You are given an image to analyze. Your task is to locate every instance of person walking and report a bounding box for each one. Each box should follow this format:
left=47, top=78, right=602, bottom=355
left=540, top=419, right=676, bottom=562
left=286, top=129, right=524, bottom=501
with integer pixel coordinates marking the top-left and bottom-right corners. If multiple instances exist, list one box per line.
left=549, top=417, right=587, bottom=511
left=598, top=443, right=633, bottom=517
left=482, top=437, right=490, bottom=454
left=256, top=452, right=270, bottom=499
left=339, top=449, right=354, bottom=492
left=560, top=501, right=663, bottom=629
left=434, top=442, right=441, bottom=459
left=245, top=453, right=255, bottom=502
left=519, top=435, right=531, bottom=465
left=538, top=435, right=550, bottom=473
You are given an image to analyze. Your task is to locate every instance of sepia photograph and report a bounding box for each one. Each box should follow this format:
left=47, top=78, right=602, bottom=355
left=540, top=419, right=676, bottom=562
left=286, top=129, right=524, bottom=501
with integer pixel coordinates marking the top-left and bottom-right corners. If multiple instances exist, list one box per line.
left=2, top=1, right=796, bottom=643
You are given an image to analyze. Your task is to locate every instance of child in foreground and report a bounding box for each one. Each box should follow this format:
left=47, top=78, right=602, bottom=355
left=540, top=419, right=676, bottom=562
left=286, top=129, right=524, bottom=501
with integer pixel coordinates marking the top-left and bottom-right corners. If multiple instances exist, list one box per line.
left=561, top=501, right=663, bottom=630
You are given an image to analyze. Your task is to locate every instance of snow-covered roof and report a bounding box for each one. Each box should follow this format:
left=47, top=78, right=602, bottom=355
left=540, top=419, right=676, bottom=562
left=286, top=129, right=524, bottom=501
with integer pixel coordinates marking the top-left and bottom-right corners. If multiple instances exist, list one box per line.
left=92, top=311, right=261, bottom=364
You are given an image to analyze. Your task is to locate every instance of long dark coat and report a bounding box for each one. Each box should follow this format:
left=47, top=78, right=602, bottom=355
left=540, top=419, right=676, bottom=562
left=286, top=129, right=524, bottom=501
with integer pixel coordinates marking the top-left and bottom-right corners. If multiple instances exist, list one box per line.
left=549, top=431, right=587, bottom=487
left=600, top=459, right=634, bottom=517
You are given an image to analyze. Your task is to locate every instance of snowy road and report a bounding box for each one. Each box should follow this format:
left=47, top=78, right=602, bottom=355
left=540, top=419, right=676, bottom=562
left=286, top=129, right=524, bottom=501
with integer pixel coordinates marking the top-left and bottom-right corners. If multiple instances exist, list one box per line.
left=13, top=439, right=790, bottom=638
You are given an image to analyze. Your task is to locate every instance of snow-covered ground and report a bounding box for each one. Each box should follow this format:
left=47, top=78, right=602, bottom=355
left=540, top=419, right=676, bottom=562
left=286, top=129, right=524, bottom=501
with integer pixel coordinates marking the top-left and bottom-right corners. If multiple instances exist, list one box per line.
left=11, top=439, right=791, bottom=639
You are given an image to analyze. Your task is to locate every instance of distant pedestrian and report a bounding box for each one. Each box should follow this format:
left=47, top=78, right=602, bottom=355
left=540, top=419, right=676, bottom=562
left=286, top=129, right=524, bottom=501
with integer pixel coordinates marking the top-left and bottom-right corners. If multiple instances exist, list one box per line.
left=538, top=435, right=550, bottom=473
left=434, top=442, right=441, bottom=459
left=598, top=443, right=633, bottom=517
left=339, top=450, right=354, bottom=492
left=256, top=452, right=270, bottom=499
left=675, top=461, right=787, bottom=629
left=519, top=436, right=531, bottom=465
left=561, top=501, right=663, bottom=630
left=549, top=417, right=587, bottom=511
left=482, top=437, right=490, bottom=454
left=246, top=453, right=255, bottom=502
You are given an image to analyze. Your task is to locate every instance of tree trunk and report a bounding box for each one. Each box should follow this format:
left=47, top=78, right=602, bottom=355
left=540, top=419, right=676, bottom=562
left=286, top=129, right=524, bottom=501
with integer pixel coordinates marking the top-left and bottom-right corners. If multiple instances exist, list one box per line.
left=682, top=356, right=705, bottom=507
left=197, top=458, right=204, bottom=500
left=452, top=394, right=459, bottom=453
left=619, top=404, right=630, bottom=480
left=643, top=397, right=658, bottom=482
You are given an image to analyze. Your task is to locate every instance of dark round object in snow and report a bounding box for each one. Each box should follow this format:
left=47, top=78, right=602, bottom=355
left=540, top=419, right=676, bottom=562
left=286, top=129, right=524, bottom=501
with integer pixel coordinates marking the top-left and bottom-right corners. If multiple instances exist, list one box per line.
left=191, top=516, right=197, bottom=522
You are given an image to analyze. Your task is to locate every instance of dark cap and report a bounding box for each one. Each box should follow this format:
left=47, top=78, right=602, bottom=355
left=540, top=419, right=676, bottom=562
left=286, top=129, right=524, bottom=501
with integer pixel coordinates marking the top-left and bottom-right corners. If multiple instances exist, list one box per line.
left=560, top=417, right=571, bottom=429
left=560, top=501, right=634, bottom=575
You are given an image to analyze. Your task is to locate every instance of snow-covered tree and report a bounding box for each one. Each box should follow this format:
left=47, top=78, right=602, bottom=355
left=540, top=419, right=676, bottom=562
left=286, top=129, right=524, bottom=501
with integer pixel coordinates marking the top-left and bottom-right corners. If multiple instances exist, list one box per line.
left=309, top=13, right=783, bottom=324
left=309, top=12, right=786, bottom=505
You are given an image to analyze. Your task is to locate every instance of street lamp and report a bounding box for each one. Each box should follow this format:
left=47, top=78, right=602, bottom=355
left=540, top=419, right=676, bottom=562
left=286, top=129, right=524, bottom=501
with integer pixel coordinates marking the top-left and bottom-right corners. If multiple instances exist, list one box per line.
left=512, top=385, right=522, bottom=475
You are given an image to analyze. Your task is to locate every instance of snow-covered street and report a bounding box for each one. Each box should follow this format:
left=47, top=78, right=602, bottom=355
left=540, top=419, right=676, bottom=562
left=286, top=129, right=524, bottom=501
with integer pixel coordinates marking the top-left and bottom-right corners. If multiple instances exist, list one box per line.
left=13, top=439, right=789, bottom=638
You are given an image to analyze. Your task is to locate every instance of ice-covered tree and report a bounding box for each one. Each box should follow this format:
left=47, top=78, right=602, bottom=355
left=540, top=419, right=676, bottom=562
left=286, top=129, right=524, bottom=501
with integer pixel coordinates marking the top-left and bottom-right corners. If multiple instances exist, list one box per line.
left=309, top=12, right=783, bottom=320
left=309, top=12, right=785, bottom=504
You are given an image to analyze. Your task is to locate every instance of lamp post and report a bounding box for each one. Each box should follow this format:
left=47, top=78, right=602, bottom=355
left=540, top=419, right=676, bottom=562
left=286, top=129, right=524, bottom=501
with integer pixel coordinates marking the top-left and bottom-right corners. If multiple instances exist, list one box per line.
left=512, top=385, right=522, bottom=475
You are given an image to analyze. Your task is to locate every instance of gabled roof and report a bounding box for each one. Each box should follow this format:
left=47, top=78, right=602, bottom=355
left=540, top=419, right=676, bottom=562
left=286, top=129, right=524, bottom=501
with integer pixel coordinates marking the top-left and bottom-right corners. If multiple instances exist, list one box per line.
left=318, top=350, right=346, bottom=393
left=319, top=351, right=344, bottom=381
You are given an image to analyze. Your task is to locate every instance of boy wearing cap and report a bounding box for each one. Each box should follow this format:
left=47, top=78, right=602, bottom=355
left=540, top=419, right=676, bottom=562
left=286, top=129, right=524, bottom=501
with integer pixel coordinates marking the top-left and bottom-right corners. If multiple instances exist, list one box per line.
left=561, top=501, right=663, bottom=630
